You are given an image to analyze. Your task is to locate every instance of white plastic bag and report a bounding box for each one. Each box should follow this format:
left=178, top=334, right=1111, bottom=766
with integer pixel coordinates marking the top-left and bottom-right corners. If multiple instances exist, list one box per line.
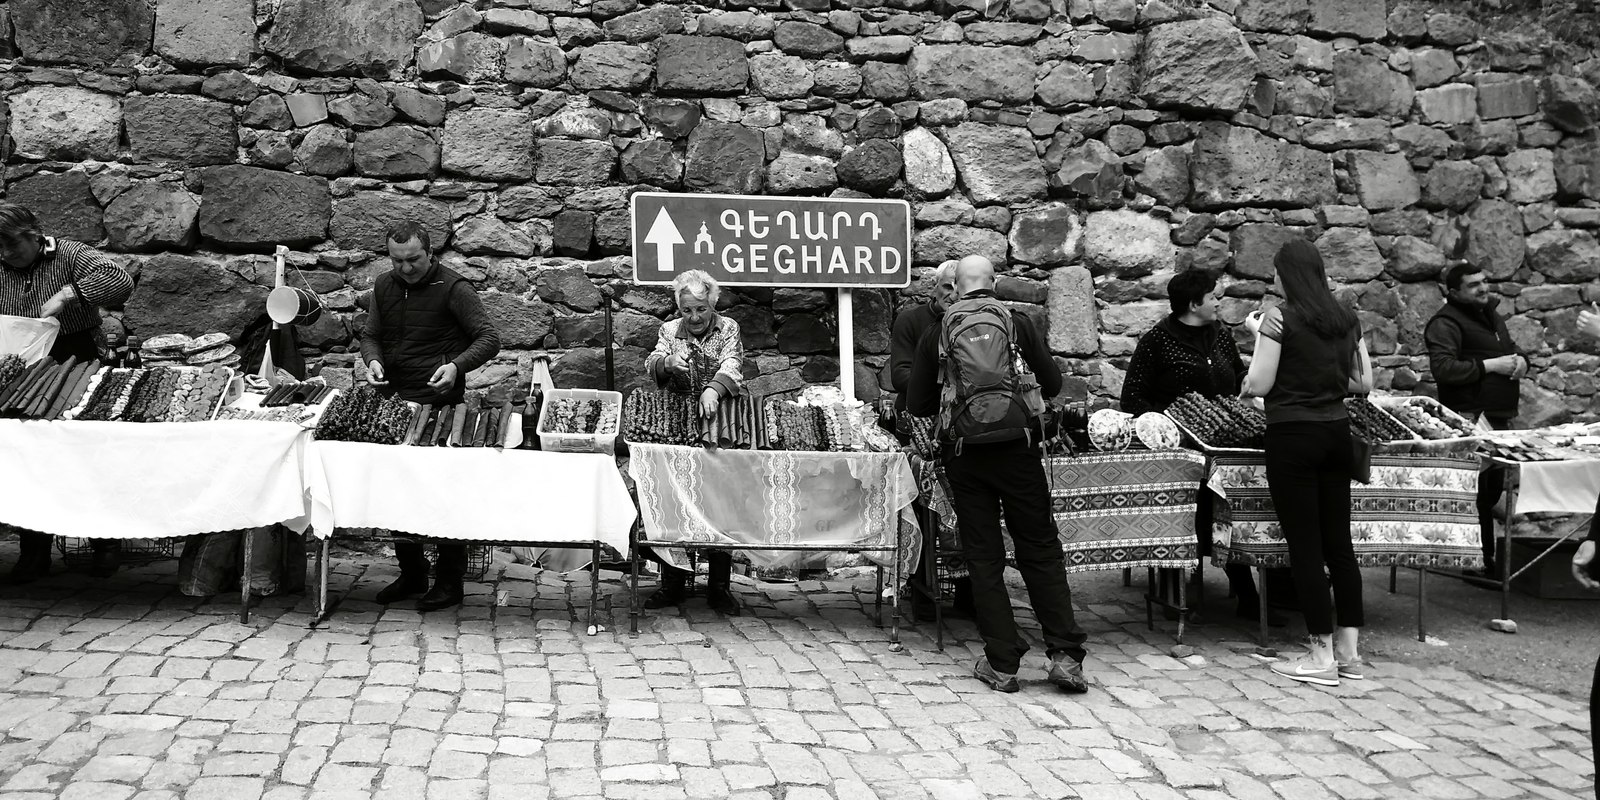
left=0, top=315, right=60, bottom=364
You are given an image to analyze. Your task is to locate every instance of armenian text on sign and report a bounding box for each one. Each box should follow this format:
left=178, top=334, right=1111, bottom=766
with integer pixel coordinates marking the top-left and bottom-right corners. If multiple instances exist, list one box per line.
left=631, top=192, right=912, bottom=288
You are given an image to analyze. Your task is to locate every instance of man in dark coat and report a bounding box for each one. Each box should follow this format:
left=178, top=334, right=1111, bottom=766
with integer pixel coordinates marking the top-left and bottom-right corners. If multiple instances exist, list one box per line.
left=1424, top=262, right=1525, bottom=579
left=358, top=221, right=500, bottom=611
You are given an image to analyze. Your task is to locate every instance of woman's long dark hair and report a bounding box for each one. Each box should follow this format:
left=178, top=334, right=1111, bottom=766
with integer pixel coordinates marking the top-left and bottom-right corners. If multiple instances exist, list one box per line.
left=1274, top=239, right=1358, bottom=339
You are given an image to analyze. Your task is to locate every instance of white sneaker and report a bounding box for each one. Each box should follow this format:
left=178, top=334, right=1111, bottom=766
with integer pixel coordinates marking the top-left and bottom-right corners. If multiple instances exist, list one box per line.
left=1270, top=655, right=1339, bottom=687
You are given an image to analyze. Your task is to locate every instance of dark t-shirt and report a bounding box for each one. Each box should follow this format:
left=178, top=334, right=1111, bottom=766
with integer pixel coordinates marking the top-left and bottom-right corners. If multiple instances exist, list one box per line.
left=1262, top=306, right=1358, bottom=425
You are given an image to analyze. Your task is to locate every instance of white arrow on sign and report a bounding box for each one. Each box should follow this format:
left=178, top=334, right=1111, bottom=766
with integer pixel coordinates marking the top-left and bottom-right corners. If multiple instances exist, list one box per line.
left=643, top=207, right=684, bottom=273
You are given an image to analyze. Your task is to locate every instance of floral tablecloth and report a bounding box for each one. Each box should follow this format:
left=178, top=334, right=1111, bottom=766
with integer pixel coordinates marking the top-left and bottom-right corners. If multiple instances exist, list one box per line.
left=628, top=443, right=920, bottom=586
left=1210, top=451, right=1482, bottom=569
left=1048, top=450, right=1205, bottom=572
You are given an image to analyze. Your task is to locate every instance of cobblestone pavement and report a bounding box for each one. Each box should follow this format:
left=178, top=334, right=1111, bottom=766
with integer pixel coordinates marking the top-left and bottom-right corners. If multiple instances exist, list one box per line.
left=0, top=546, right=1593, bottom=800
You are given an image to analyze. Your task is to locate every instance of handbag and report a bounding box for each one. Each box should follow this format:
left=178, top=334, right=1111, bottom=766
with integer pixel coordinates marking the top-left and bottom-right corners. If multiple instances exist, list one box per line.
left=1351, top=434, right=1373, bottom=485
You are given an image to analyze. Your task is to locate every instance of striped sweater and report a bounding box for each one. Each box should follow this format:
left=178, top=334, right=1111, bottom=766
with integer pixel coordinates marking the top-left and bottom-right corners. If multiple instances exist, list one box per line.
left=0, top=237, right=134, bottom=335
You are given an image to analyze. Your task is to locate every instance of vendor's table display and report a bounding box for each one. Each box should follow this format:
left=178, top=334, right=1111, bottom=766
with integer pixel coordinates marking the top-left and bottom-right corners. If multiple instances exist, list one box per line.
left=626, top=442, right=920, bottom=641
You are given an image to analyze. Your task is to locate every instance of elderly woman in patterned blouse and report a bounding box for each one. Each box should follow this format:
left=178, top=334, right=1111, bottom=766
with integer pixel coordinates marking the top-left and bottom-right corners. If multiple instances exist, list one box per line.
left=641, top=270, right=746, bottom=615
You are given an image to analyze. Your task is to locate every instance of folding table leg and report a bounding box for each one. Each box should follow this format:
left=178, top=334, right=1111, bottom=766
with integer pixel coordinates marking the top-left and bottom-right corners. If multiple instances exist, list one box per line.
left=1177, top=568, right=1187, bottom=644
left=588, top=541, right=601, bottom=635
left=1122, top=567, right=1132, bottom=588
left=1256, top=566, right=1271, bottom=651
left=629, top=537, right=641, bottom=637
left=890, top=549, right=902, bottom=649
left=315, top=535, right=329, bottom=625
left=875, top=565, right=884, bottom=629
left=1144, top=567, right=1156, bottom=632
left=1389, top=565, right=1397, bottom=594
left=1499, top=475, right=1515, bottom=626
left=240, top=527, right=254, bottom=624
left=1416, top=566, right=1426, bottom=643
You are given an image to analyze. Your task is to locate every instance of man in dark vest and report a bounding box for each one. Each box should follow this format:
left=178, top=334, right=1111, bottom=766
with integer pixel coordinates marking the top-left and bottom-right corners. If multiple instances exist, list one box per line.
left=1424, top=262, right=1526, bottom=580
left=358, top=221, right=501, bottom=611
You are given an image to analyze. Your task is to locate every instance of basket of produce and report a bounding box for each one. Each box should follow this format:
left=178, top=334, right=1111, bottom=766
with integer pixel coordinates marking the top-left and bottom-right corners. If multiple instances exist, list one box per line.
left=1162, top=392, right=1267, bottom=453
left=1344, top=396, right=1424, bottom=453
left=537, top=388, right=622, bottom=454
left=1370, top=395, right=1484, bottom=454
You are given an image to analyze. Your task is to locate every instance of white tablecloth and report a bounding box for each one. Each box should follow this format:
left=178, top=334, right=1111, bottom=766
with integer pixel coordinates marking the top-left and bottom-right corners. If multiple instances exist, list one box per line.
left=0, top=419, right=309, bottom=538
left=1506, top=457, right=1600, bottom=515
left=304, top=441, right=636, bottom=554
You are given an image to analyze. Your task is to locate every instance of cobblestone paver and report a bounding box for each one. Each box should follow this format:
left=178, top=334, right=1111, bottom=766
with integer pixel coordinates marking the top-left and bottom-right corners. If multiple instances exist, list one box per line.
left=0, top=550, right=1592, bottom=799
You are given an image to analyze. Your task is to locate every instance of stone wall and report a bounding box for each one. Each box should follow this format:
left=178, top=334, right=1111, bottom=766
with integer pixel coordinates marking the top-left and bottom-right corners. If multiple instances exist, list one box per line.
left=4, top=0, right=1599, bottom=423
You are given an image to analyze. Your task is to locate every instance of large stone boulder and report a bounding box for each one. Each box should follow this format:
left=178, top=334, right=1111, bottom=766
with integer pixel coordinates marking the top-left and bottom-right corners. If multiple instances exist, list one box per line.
left=570, top=43, right=654, bottom=92
left=479, top=292, right=554, bottom=349
left=776, top=314, right=836, bottom=354
left=913, top=225, right=1008, bottom=266
left=836, top=141, right=902, bottom=193
left=1308, top=0, right=1385, bottom=39
left=331, top=191, right=452, bottom=252
left=1332, top=51, right=1413, bottom=117
left=265, top=0, right=422, bottom=78
left=418, top=32, right=505, bottom=83
left=749, top=54, right=816, bottom=100
left=535, top=139, right=616, bottom=185
left=8, top=87, right=122, bottom=161
left=293, top=125, right=352, bottom=176
left=766, top=152, right=838, bottom=194
left=902, top=128, right=956, bottom=199
left=354, top=126, right=440, bottom=179
left=1314, top=227, right=1384, bottom=281
left=8, top=172, right=104, bottom=244
left=1422, top=160, right=1484, bottom=210
left=536, top=266, right=604, bottom=312
left=1047, top=266, right=1096, bottom=356
left=443, top=108, right=534, bottom=180
left=1135, top=145, right=1190, bottom=206
left=1464, top=199, right=1525, bottom=279
left=619, top=140, right=684, bottom=188
left=455, top=218, right=536, bottom=257
left=506, top=37, right=567, bottom=88
left=1476, top=74, right=1539, bottom=120
left=103, top=182, right=200, bottom=252
left=1543, top=74, right=1600, bottom=135
left=908, top=45, right=1035, bottom=105
left=1083, top=210, right=1175, bottom=278
left=1555, top=135, right=1600, bottom=201
left=1526, top=229, right=1600, bottom=284
left=775, top=21, right=844, bottom=58
left=1229, top=223, right=1307, bottom=280
left=1501, top=149, right=1557, bottom=204
left=1189, top=122, right=1335, bottom=209
left=12, top=0, right=152, bottom=66
left=604, top=5, right=683, bottom=42
left=155, top=0, right=253, bottom=66
left=941, top=124, right=1046, bottom=205
left=683, top=122, right=765, bottom=194
left=1346, top=151, right=1421, bottom=210
left=1138, top=18, right=1258, bottom=112
left=124, top=254, right=269, bottom=339
left=1008, top=205, right=1081, bottom=267
left=1236, top=0, right=1310, bottom=33
left=198, top=167, right=329, bottom=249
left=124, top=96, right=238, bottom=166
left=1387, top=235, right=1446, bottom=282
left=1035, top=62, right=1095, bottom=107
left=1415, top=85, right=1478, bottom=126
left=657, top=35, right=747, bottom=95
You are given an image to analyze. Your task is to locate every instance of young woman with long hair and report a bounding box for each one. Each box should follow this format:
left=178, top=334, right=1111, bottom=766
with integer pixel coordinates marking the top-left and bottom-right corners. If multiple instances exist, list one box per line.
left=1240, top=239, right=1374, bottom=687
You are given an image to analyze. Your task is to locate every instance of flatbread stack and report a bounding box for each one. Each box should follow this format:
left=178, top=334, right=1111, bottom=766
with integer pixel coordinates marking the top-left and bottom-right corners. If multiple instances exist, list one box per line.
left=139, top=333, right=192, bottom=367
left=139, top=332, right=241, bottom=370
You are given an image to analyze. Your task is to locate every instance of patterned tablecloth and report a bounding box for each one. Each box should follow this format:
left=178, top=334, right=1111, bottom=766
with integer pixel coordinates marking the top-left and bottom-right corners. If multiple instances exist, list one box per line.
left=1048, top=450, right=1206, bottom=573
left=1210, top=451, right=1483, bottom=569
left=628, top=443, right=921, bottom=584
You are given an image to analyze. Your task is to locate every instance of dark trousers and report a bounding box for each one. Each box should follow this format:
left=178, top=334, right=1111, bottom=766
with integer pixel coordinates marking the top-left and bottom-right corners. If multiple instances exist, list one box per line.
left=395, top=538, right=465, bottom=583
left=1592, top=649, right=1600, bottom=800
left=1264, top=420, right=1363, bottom=636
left=1478, top=416, right=1513, bottom=569
left=943, top=444, right=1087, bottom=674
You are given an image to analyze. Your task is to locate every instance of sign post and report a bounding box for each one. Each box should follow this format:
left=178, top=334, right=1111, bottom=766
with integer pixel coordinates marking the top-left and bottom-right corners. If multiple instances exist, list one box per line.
left=631, top=193, right=912, bottom=401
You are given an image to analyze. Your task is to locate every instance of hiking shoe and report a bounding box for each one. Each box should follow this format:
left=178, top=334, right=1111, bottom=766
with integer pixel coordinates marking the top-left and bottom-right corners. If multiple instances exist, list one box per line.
left=1269, top=655, right=1339, bottom=687
left=1046, top=655, right=1089, bottom=694
left=973, top=659, right=1019, bottom=693
left=1336, top=659, right=1365, bottom=681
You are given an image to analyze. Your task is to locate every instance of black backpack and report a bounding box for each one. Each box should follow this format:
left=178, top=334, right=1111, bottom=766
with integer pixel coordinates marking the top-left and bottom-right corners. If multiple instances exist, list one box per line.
left=936, top=296, right=1046, bottom=451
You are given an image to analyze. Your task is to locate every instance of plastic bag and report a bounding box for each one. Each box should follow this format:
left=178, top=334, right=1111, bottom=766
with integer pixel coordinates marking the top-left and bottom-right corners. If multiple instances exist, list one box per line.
left=0, top=315, right=60, bottom=364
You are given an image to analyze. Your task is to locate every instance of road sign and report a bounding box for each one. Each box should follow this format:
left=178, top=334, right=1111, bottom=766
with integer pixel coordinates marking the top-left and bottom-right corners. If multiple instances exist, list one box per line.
left=631, top=192, right=912, bottom=289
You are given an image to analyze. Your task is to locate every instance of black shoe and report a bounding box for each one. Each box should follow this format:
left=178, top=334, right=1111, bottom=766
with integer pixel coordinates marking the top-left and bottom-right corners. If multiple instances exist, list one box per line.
left=416, top=580, right=463, bottom=611
left=375, top=575, right=429, bottom=604
left=89, top=544, right=120, bottom=578
left=707, top=585, right=742, bottom=616
left=1047, top=655, right=1089, bottom=693
left=973, top=658, right=1019, bottom=693
left=642, top=578, right=688, bottom=610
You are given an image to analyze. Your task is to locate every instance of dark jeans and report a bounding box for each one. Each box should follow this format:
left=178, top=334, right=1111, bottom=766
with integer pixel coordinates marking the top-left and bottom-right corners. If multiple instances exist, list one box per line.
left=1478, top=416, right=1513, bottom=568
left=1592, top=649, right=1599, bottom=800
left=943, top=444, right=1087, bottom=674
left=1264, top=420, right=1363, bottom=636
left=395, top=538, right=465, bottom=583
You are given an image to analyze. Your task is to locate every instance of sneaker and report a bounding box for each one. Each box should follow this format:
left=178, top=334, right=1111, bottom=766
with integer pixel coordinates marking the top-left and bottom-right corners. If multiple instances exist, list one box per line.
left=972, top=659, right=1019, bottom=693
left=1046, top=655, right=1089, bottom=694
left=1270, top=656, right=1339, bottom=687
left=1335, top=659, right=1364, bottom=680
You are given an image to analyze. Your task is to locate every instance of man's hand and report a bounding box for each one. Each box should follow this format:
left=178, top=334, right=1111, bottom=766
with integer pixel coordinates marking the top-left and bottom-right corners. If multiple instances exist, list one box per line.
left=1483, top=354, right=1521, bottom=376
left=1573, top=540, right=1599, bottom=591
left=427, top=362, right=458, bottom=392
left=366, top=360, right=389, bottom=387
left=1579, top=306, right=1600, bottom=339
left=699, top=387, right=719, bottom=419
left=39, top=286, right=74, bottom=319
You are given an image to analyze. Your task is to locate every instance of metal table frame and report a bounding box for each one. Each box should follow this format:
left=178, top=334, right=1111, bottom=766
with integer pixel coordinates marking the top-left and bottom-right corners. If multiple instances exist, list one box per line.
left=1487, top=460, right=1598, bottom=633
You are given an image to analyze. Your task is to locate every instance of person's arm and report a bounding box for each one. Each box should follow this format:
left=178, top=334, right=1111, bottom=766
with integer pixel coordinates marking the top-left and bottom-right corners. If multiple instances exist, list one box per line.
left=708, top=318, right=744, bottom=399
left=1240, top=307, right=1283, bottom=398
left=1348, top=336, right=1373, bottom=395
left=1423, top=317, right=1486, bottom=387
left=447, top=283, right=500, bottom=374
left=906, top=331, right=940, bottom=417
left=1574, top=493, right=1600, bottom=589
left=1119, top=333, right=1159, bottom=415
left=49, top=242, right=133, bottom=316
left=646, top=322, right=674, bottom=386
left=1224, top=331, right=1247, bottom=396
left=357, top=291, right=385, bottom=371
left=888, top=312, right=918, bottom=394
left=1015, top=316, right=1062, bottom=398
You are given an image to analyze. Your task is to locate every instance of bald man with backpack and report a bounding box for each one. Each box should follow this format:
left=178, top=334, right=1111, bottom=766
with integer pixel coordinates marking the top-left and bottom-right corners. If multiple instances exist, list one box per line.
left=907, top=256, right=1089, bottom=694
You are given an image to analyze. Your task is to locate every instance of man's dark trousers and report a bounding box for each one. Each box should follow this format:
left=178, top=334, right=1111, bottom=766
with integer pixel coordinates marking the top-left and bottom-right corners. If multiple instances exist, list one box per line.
left=942, top=442, right=1087, bottom=674
left=1480, top=416, right=1512, bottom=571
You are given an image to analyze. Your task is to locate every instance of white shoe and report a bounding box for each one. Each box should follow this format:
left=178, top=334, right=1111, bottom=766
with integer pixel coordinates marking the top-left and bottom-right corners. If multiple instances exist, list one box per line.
left=1270, top=655, right=1339, bottom=687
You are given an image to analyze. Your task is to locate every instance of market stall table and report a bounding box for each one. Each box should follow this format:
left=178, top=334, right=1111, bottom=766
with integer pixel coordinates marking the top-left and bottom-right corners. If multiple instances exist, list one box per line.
left=1487, top=454, right=1600, bottom=632
left=0, top=419, right=310, bottom=614
left=626, top=442, right=920, bottom=643
left=1208, top=450, right=1482, bottom=644
left=300, top=440, right=638, bottom=628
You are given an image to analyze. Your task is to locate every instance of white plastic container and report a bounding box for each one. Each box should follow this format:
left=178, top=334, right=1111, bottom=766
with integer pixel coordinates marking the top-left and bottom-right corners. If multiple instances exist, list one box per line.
left=536, top=388, right=622, bottom=454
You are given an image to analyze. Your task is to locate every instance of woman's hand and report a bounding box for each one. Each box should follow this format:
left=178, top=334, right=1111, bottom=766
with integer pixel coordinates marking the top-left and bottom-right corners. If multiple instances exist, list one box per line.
left=39, top=286, right=74, bottom=319
left=699, top=387, right=719, bottom=419
left=666, top=352, right=688, bottom=377
left=1573, top=540, right=1600, bottom=590
left=1579, top=306, right=1600, bottom=339
left=1244, top=309, right=1265, bottom=336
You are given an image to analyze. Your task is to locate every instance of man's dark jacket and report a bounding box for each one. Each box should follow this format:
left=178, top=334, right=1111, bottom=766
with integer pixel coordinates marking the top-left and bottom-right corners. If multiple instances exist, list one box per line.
left=1424, top=297, right=1519, bottom=421
left=360, top=262, right=499, bottom=405
left=889, top=302, right=940, bottom=414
